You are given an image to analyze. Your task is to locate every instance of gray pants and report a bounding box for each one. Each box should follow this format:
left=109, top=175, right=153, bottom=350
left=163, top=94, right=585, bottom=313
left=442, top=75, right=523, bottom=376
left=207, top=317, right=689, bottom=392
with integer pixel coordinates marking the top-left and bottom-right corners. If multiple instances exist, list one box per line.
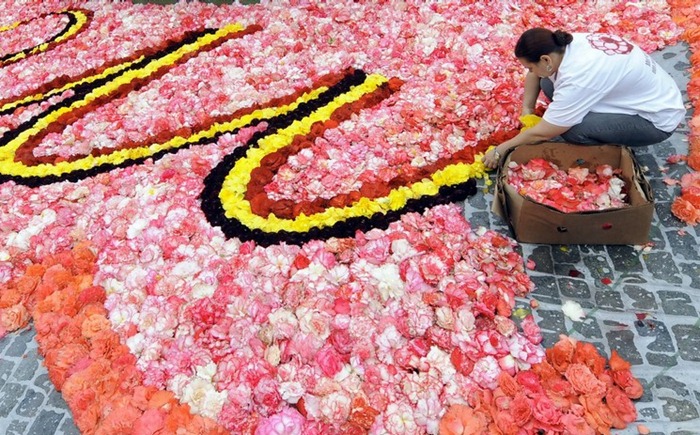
left=540, top=78, right=673, bottom=147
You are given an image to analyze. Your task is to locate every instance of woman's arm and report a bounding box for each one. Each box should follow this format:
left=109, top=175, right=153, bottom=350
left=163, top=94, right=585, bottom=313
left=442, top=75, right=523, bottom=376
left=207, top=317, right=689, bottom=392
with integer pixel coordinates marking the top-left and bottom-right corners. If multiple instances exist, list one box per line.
left=481, top=119, right=569, bottom=169
left=521, top=72, right=542, bottom=116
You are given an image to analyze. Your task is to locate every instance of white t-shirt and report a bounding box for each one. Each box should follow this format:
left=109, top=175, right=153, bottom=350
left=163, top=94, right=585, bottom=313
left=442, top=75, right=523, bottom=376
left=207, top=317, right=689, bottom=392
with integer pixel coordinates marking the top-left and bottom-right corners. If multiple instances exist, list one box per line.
left=543, top=33, right=685, bottom=133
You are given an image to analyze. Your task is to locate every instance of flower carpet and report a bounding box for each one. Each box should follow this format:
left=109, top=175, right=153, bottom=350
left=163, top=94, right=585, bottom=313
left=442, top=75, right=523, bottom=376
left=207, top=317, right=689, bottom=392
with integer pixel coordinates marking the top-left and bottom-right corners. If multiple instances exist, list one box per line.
left=0, top=1, right=697, bottom=434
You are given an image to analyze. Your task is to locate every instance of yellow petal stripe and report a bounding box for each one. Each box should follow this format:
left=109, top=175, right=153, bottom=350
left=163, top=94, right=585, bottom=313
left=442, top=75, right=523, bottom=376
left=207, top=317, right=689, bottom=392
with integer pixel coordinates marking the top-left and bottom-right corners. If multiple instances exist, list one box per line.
left=219, top=73, right=487, bottom=234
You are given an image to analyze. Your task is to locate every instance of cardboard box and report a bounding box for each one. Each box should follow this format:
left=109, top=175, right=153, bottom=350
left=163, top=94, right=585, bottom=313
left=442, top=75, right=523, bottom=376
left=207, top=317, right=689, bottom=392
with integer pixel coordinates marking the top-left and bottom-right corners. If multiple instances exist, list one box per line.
left=492, top=143, right=654, bottom=245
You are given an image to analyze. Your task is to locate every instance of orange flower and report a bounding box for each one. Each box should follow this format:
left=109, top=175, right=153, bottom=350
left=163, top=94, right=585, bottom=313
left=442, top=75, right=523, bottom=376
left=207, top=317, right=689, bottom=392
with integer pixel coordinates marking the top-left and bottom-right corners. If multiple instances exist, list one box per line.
left=89, top=330, right=127, bottom=361
left=349, top=395, right=380, bottom=429
left=73, top=405, right=100, bottom=432
left=565, top=364, right=606, bottom=398
left=35, top=291, right=66, bottom=316
left=61, top=359, right=112, bottom=402
left=15, top=273, right=42, bottom=296
left=80, top=302, right=108, bottom=318
left=44, top=342, right=90, bottom=389
left=81, top=313, right=111, bottom=339
left=606, top=386, right=637, bottom=428
left=148, top=390, right=178, bottom=410
left=77, top=286, right=107, bottom=307
left=162, top=403, right=196, bottom=433
left=546, top=336, right=576, bottom=373
left=93, top=404, right=142, bottom=434
left=496, top=371, right=521, bottom=397
left=531, top=360, right=560, bottom=387
left=438, top=404, right=490, bottom=435
left=0, top=288, right=22, bottom=309
left=560, top=413, right=596, bottom=435
left=671, top=197, right=700, bottom=225
left=545, top=379, right=576, bottom=410
left=41, top=264, right=74, bottom=290
left=184, top=415, right=231, bottom=435
left=573, top=341, right=606, bottom=376
left=493, top=410, right=519, bottom=435
left=580, top=395, right=614, bottom=435
left=65, top=387, right=96, bottom=415
left=72, top=242, right=97, bottom=274
left=0, top=303, right=30, bottom=332
left=608, top=350, right=631, bottom=371
left=688, top=152, right=700, bottom=171
left=133, top=408, right=167, bottom=434
left=509, top=393, right=533, bottom=427
left=610, top=369, right=643, bottom=399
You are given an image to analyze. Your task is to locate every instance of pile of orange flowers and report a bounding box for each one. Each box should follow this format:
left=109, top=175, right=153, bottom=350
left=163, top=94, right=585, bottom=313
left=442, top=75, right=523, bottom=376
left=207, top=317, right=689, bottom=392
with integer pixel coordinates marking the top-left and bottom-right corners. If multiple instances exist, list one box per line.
left=439, top=335, right=643, bottom=435
left=3, top=243, right=228, bottom=434
left=669, top=0, right=700, bottom=225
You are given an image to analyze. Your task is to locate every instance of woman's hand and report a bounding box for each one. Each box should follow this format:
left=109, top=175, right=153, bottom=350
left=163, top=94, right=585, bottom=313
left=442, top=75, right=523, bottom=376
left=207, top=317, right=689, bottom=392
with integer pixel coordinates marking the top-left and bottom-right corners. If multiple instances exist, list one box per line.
left=482, top=146, right=503, bottom=169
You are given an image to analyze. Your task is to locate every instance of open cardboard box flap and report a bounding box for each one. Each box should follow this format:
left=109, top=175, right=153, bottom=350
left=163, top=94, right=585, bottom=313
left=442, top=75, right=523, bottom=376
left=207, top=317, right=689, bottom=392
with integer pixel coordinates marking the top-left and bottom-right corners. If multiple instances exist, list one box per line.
left=492, top=143, right=654, bottom=245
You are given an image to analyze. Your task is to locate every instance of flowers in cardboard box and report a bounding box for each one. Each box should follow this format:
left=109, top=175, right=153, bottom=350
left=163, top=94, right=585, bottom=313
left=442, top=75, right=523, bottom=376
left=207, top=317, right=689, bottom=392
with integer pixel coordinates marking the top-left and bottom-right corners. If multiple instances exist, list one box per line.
left=507, top=158, right=628, bottom=213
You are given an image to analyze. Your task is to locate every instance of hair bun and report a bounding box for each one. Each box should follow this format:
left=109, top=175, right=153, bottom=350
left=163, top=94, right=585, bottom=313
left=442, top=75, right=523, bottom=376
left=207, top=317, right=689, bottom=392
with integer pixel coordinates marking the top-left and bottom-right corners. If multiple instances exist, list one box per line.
left=553, top=30, right=573, bottom=47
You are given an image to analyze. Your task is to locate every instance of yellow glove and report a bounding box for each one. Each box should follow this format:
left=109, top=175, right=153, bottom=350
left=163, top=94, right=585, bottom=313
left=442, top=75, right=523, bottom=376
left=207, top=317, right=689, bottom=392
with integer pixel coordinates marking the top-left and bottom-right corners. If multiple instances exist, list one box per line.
left=519, top=114, right=542, bottom=131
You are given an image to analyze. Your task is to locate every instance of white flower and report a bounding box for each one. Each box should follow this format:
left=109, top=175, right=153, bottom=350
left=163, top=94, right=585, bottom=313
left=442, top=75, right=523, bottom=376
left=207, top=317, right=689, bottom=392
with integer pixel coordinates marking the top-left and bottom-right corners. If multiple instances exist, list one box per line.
left=192, top=283, right=216, bottom=299
left=268, top=308, right=299, bottom=340
left=369, top=263, right=405, bottom=301
left=109, top=303, right=138, bottom=326
left=7, top=209, right=56, bottom=250
left=296, top=307, right=331, bottom=340
left=126, top=218, right=149, bottom=239
left=171, top=260, right=201, bottom=278
left=167, top=374, right=190, bottom=398
left=562, top=300, right=586, bottom=322
left=391, top=239, right=418, bottom=262
left=265, top=343, right=281, bottom=366
left=195, top=362, right=218, bottom=381
left=181, top=377, right=228, bottom=420
left=376, top=325, right=404, bottom=363
left=424, top=346, right=456, bottom=383
left=435, top=307, right=455, bottom=330
left=318, top=391, right=352, bottom=424
left=475, top=78, right=496, bottom=92
left=279, top=381, right=304, bottom=404
left=385, top=402, right=419, bottom=434
left=126, top=333, right=145, bottom=355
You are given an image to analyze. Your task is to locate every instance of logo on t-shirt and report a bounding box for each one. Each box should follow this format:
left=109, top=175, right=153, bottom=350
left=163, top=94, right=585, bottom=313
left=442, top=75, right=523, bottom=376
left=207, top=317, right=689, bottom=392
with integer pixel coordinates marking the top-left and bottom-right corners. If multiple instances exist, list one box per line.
left=586, top=34, right=633, bottom=55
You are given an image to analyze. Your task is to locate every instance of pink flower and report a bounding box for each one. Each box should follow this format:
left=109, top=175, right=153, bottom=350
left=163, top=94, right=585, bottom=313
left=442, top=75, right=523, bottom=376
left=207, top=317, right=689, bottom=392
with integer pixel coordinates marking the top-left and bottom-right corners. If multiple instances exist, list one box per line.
left=531, top=393, right=563, bottom=431
left=315, top=345, right=346, bottom=377
left=254, top=408, right=305, bottom=435
left=520, top=315, right=543, bottom=345
left=253, top=377, right=283, bottom=416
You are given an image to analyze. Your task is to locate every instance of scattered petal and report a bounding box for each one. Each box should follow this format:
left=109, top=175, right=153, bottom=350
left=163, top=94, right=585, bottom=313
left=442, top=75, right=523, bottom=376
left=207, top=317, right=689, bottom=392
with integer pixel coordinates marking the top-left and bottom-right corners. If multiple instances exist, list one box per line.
left=666, top=154, right=687, bottom=164
left=637, top=424, right=651, bottom=434
left=569, top=269, right=585, bottom=278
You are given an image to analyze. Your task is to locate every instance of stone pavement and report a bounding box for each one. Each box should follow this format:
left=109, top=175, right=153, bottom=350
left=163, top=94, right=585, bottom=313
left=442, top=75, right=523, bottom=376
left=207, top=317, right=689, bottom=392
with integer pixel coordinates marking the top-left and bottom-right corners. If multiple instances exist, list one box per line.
left=0, top=41, right=698, bottom=435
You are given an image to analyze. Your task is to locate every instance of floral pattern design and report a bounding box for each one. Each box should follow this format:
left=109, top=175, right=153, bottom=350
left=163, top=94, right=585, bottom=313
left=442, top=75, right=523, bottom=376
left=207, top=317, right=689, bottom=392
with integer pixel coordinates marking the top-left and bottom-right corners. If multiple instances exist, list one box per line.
left=0, top=1, right=693, bottom=433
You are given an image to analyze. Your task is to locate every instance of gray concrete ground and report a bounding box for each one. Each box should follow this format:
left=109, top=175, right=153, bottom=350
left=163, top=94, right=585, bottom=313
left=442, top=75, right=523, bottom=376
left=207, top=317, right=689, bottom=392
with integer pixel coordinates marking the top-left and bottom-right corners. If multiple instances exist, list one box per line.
left=0, top=37, right=698, bottom=435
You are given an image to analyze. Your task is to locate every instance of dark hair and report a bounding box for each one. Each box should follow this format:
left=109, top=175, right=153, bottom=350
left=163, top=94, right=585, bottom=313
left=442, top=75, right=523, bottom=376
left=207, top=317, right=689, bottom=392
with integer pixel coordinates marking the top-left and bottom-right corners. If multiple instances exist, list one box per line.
left=514, top=28, right=573, bottom=63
